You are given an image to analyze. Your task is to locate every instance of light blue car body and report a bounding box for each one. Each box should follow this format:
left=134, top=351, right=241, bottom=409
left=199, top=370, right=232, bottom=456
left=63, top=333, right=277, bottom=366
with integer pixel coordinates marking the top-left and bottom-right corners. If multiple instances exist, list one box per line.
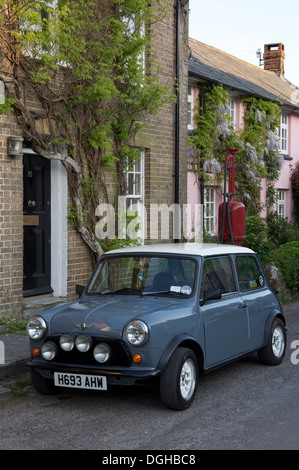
left=28, top=243, right=285, bottom=387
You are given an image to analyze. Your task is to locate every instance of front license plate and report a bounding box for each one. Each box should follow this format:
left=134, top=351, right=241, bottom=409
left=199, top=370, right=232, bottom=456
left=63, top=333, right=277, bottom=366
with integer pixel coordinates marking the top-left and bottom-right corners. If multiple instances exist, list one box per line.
left=54, top=372, right=107, bottom=390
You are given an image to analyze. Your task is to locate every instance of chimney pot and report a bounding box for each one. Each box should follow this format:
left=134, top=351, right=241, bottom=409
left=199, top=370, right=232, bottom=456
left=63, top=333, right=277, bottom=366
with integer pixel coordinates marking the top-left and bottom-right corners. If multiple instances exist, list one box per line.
left=263, top=43, right=285, bottom=76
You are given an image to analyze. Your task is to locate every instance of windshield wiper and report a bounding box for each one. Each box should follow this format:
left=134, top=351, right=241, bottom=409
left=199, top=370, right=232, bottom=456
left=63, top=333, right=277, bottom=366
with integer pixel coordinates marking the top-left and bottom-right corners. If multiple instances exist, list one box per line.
left=142, top=290, right=178, bottom=296
left=100, top=288, right=143, bottom=296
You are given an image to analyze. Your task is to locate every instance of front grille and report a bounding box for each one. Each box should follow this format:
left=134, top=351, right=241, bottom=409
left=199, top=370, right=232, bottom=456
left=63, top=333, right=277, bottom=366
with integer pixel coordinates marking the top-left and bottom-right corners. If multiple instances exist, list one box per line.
left=48, top=336, right=132, bottom=367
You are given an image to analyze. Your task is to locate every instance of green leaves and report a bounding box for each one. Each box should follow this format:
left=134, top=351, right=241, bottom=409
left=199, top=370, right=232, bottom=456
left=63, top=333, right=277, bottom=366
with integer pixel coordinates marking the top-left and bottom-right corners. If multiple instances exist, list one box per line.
left=0, top=0, right=174, bottom=257
left=190, top=86, right=282, bottom=215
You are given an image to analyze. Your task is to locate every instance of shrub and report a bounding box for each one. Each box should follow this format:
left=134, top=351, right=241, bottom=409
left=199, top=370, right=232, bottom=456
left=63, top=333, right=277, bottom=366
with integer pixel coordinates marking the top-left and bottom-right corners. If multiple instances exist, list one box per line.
left=265, top=241, right=299, bottom=294
left=267, top=212, right=299, bottom=246
left=242, top=216, right=273, bottom=262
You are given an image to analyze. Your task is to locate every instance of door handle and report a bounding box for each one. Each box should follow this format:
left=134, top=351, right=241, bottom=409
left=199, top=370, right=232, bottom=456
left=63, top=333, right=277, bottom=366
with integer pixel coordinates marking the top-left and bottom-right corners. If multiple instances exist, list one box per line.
left=28, top=200, right=36, bottom=207
left=238, top=303, right=248, bottom=309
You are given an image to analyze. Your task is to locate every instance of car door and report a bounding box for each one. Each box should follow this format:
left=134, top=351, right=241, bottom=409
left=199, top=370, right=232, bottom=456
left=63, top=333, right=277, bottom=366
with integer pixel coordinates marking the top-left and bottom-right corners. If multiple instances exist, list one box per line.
left=235, top=254, right=275, bottom=350
left=200, top=256, right=250, bottom=368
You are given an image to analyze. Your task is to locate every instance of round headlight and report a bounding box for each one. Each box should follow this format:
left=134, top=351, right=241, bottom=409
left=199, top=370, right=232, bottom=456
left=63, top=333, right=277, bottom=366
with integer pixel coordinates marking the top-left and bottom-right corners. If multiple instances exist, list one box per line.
left=27, top=316, right=47, bottom=341
left=41, top=342, right=57, bottom=361
left=59, top=334, right=75, bottom=352
left=93, top=343, right=111, bottom=363
left=75, top=335, right=91, bottom=353
left=125, top=320, right=149, bottom=347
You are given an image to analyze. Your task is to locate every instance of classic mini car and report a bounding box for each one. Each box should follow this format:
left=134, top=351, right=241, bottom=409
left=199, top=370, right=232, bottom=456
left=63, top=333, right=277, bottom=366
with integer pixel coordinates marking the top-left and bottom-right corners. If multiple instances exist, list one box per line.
left=27, top=243, right=287, bottom=410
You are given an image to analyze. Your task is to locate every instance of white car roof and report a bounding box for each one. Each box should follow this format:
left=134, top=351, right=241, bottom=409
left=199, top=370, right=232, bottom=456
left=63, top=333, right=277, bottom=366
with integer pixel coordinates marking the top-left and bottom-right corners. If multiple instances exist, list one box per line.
left=105, top=243, right=255, bottom=257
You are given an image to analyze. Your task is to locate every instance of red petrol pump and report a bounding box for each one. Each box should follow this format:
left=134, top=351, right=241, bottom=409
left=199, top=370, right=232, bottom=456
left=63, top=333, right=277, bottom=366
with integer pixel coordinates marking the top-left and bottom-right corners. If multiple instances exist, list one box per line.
left=218, top=148, right=246, bottom=245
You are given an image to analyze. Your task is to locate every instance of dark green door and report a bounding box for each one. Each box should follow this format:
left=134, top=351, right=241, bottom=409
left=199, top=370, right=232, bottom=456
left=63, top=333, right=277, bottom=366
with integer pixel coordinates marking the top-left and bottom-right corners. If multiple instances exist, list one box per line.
left=23, top=153, right=52, bottom=297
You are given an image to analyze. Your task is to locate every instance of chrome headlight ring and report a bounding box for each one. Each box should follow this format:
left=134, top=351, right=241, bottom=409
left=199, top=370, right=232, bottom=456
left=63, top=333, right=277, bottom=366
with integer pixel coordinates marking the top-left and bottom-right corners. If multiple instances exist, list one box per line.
left=75, top=334, right=91, bottom=353
left=27, top=316, right=47, bottom=341
left=125, top=320, right=149, bottom=347
left=93, top=343, right=111, bottom=363
left=41, top=341, right=57, bottom=361
left=59, top=334, right=75, bottom=352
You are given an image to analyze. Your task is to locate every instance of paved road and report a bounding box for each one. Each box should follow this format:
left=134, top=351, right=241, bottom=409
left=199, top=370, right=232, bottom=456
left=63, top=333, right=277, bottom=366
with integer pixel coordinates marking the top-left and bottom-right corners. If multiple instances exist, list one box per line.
left=0, top=301, right=298, bottom=451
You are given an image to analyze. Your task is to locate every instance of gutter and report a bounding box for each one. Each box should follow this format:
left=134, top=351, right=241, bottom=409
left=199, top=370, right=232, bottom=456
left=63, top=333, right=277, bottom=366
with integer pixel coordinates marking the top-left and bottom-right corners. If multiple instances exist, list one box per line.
left=174, top=0, right=180, bottom=242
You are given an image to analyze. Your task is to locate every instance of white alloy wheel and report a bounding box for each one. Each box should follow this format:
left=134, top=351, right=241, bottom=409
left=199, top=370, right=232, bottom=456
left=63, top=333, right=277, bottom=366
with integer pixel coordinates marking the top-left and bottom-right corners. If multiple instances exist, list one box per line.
left=160, top=347, right=199, bottom=410
left=180, top=358, right=196, bottom=401
left=258, top=318, right=286, bottom=365
left=272, top=324, right=285, bottom=358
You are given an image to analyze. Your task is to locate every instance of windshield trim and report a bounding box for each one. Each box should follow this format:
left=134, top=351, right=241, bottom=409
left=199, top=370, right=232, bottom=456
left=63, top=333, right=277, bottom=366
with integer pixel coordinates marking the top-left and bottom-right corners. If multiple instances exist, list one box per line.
left=85, top=253, right=200, bottom=299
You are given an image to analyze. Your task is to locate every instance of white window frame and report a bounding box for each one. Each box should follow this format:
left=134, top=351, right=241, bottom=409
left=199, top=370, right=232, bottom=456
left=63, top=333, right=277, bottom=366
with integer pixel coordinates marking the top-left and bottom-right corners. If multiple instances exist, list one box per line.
left=21, top=0, right=58, bottom=58
left=41, top=0, right=58, bottom=19
left=122, top=13, right=146, bottom=76
left=125, top=150, right=145, bottom=240
left=279, top=114, right=288, bottom=154
left=204, top=187, right=216, bottom=235
left=228, top=96, right=236, bottom=126
left=276, top=189, right=286, bottom=218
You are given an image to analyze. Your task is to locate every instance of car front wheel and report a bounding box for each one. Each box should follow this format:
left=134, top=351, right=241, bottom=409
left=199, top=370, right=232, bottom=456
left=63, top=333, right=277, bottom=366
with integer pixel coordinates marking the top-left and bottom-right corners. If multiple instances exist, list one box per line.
left=258, top=318, right=286, bottom=365
left=160, top=347, right=198, bottom=410
left=30, top=368, right=58, bottom=395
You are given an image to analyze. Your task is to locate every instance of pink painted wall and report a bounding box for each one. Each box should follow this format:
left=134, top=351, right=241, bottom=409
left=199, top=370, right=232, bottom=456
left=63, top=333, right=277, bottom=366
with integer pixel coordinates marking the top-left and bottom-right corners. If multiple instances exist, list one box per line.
left=260, top=113, right=299, bottom=220
left=188, top=86, right=299, bottom=238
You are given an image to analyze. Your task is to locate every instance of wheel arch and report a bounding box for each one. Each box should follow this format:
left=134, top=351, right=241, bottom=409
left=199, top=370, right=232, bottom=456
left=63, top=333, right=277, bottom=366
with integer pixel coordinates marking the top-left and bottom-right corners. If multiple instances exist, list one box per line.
left=157, top=334, right=204, bottom=373
left=263, top=309, right=286, bottom=346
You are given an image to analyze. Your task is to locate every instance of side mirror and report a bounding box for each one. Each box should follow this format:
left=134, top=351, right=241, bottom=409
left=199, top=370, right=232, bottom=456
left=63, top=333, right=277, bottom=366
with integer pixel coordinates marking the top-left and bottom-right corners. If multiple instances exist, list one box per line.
left=200, top=288, right=221, bottom=306
left=76, top=285, right=85, bottom=297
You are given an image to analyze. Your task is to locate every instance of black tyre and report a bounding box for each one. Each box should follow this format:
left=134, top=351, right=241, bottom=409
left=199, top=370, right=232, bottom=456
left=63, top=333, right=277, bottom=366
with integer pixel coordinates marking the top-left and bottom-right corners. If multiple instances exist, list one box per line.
left=160, top=347, right=198, bottom=410
left=30, top=368, right=58, bottom=395
left=258, top=318, right=286, bottom=365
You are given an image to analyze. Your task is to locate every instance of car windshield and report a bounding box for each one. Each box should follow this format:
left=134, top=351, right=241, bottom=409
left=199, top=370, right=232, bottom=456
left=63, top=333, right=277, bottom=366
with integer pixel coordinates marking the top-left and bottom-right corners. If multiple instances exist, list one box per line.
left=87, top=255, right=197, bottom=297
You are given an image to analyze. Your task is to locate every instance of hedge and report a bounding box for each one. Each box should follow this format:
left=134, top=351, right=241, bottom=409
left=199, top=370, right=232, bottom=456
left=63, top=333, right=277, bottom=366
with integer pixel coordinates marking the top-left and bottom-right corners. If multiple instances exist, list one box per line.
left=266, top=241, right=299, bottom=293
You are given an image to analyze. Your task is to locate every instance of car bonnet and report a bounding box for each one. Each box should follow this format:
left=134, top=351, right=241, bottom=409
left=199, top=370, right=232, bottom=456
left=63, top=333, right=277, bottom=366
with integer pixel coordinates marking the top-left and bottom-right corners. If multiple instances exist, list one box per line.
left=45, top=296, right=178, bottom=338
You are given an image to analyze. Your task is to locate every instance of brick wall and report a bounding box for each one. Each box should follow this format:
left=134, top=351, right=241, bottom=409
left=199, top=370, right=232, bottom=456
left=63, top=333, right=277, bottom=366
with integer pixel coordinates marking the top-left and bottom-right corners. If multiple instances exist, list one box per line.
left=134, top=0, right=189, bottom=242
left=263, top=43, right=285, bottom=76
left=0, top=113, right=23, bottom=317
left=0, top=0, right=189, bottom=316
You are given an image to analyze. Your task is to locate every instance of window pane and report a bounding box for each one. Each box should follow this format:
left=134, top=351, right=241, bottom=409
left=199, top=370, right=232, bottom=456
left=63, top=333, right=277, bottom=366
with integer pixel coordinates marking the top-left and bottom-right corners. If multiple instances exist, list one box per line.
left=204, top=188, right=216, bottom=235
left=277, top=189, right=286, bottom=218
left=87, top=256, right=197, bottom=296
left=236, top=256, right=264, bottom=291
left=200, top=257, right=236, bottom=297
left=135, top=159, right=141, bottom=173
left=127, top=173, right=134, bottom=195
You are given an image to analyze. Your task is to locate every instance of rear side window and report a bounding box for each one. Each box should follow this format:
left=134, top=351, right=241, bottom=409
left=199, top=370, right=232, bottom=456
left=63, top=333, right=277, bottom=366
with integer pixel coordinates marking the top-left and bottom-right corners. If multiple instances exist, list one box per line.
left=200, top=256, right=236, bottom=297
left=236, top=255, right=265, bottom=292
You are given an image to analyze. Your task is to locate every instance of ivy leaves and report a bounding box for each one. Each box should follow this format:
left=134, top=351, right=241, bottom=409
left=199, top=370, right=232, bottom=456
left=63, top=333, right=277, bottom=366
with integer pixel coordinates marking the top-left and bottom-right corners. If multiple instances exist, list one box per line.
left=0, top=0, right=172, bottom=258
left=189, top=85, right=282, bottom=215
left=237, top=96, right=281, bottom=213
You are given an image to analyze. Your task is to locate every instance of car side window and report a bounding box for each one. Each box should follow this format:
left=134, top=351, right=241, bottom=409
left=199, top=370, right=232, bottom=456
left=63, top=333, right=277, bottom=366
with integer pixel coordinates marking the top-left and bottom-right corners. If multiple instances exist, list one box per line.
left=200, top=257, right=236, bottom=298
left=235, top=255, right=265, bottom=292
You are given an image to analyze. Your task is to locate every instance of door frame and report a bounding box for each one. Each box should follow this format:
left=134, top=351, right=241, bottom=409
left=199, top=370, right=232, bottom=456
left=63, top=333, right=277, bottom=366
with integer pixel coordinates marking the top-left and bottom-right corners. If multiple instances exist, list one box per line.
left=23, top=148, right=68, bottom=298
left=23, top=150, right=52, bottom=297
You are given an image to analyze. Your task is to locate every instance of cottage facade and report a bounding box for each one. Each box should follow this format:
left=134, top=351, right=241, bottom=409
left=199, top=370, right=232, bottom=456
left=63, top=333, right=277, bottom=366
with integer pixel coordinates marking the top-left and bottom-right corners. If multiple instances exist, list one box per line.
left=187, top=39, right=299, bottom=238
left=0, top=0, right=189, bottom=317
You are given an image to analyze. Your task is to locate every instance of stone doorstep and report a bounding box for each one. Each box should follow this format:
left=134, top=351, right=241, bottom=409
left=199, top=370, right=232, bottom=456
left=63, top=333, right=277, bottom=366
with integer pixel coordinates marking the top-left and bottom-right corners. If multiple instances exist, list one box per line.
left=23, top=295, right=68, bottom=318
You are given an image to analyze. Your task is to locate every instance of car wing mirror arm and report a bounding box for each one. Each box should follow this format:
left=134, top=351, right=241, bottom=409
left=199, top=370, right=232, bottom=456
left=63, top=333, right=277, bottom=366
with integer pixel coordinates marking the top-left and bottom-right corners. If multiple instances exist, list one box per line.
left=200, top=288, right=222, bottom=306
left=76, top=285, right=85, bottom=297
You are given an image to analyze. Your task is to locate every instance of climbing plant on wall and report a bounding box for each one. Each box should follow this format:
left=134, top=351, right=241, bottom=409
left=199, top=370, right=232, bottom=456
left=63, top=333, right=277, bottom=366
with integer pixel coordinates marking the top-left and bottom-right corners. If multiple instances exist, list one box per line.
left=189, top=85, right=282, bottom=216
left=189, top=84, right=237, bottom=186
left=0, top=0, right=172, bottom=262
left=238, top=96, right=282, bottom=215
